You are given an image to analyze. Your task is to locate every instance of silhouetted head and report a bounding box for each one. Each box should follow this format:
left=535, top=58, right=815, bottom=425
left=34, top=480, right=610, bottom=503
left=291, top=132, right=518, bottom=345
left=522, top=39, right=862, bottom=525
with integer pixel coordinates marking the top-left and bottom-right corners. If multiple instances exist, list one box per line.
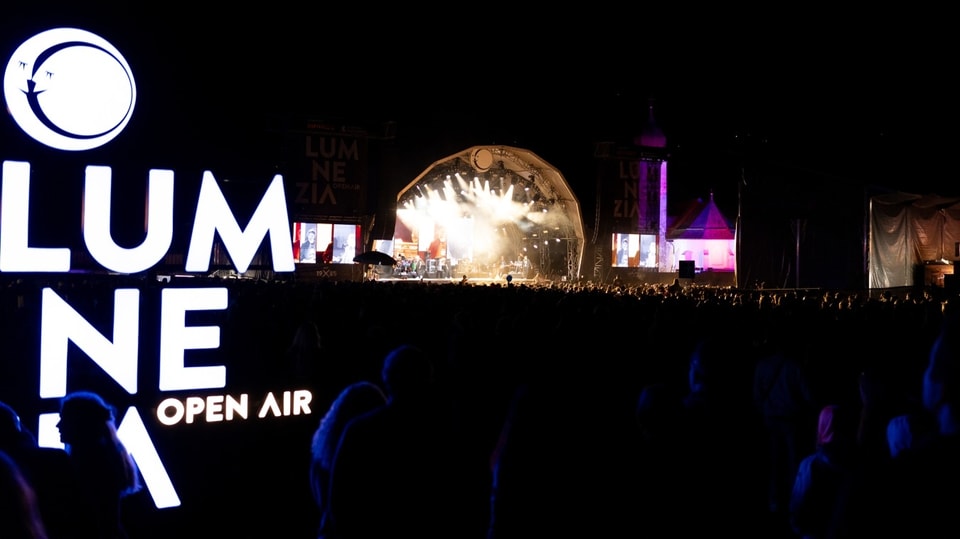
left=289, top=320, right=322, bottom=353
left=0, top=402, right=24, bottom=450
left=0, top=402, right=21, bottom=435
left=57, top=391, right=115, bottom=447
left=336, top=382, right=386, bottom=417
left=381, top=344, right=434, bottom=400
left=57, top=393, right=141, bottom=496
left=887, top=411, right=936, bottom=458
left=923, top=314, right=960, bottom=418
left=816, top=404, right=857, bottom=449
left=635, top=383, right=683, bottom=437
left=312, top=381, right=386, bottom=468
left=687, top=337, right=724, bottom=395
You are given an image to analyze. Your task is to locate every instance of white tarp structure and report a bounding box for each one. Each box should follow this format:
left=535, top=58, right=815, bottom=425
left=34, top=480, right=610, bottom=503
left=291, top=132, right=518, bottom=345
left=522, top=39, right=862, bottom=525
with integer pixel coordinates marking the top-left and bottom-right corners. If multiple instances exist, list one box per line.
left=868, top=192, right=960, bottom=288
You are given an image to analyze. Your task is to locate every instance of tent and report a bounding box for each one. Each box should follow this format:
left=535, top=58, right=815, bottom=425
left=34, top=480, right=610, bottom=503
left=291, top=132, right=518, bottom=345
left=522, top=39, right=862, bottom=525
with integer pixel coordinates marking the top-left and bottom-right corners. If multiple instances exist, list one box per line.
left=868, top=192, right=960, bottom=288
left=667, top=192, right=736, bottom=272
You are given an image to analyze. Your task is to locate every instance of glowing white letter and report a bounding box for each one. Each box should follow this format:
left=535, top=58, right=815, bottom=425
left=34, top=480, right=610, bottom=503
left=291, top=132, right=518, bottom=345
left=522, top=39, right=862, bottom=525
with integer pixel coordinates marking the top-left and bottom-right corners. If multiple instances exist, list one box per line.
left=0, top=161, right=71, bottom=271
left=158, top=287, right=227, bottom=391
left=156, top=398, right=184, bottom=426
left=116, top=407, right=181, bottom=508
left=185, top=173, right=294, bottom=273
left=39, top=287, right=139, bottom=397
left=83, top=166, right=174, bottom=273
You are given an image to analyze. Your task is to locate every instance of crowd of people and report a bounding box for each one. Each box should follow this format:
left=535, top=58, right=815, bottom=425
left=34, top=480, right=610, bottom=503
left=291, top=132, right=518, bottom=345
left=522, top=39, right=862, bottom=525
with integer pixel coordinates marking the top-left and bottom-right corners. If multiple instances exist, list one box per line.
left=0, top=274, right=957, bottom=537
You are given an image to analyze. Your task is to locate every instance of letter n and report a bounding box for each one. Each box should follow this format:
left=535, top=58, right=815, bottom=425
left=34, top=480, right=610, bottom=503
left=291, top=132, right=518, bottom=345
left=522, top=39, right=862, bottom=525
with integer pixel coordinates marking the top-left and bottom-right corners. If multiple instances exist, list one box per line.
left=39, top=287, right=139, bottom=398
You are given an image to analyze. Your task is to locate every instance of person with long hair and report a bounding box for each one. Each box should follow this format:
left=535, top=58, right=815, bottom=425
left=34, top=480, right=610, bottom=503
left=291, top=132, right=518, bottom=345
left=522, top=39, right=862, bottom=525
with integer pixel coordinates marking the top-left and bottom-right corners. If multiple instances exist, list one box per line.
left=0, top=449, right=48, bottom=539
left=789, top=404, right=860, bottom=539
left=57, top=391, right=141, bottom=539
left=328, top=345, right=488, bottom=539
left=0, top=400, right=73, bottom=539
left=309, top=381, right=387, bottom=539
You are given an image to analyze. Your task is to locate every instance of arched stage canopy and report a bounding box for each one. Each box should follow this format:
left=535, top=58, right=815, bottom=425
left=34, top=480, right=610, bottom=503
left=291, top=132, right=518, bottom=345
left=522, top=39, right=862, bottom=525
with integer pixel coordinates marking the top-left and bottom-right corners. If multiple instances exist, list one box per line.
left=394, top=145, right=584, bottom=280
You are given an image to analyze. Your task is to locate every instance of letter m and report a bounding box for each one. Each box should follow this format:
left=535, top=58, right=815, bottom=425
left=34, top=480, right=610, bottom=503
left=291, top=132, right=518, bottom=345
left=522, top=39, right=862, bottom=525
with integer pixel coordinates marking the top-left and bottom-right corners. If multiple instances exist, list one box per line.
left=185, top=173, right=294, bottom=273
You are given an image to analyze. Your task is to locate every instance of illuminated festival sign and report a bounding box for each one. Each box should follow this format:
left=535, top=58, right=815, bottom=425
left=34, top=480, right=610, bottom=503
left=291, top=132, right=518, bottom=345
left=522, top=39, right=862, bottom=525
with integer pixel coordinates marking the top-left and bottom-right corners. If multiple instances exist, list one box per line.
left=3, top=27, right=136, bottom=151
left=2, top=29, right=304, bottom=510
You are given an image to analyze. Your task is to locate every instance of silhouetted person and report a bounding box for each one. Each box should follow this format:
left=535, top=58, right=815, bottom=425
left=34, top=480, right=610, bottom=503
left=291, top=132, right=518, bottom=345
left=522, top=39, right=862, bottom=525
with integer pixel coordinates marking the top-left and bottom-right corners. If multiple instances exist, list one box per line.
left=836, top=312, right=960, bottom=536
left=822, top=366, right=918, bottom=538
left=57, top=392, right=141, bottom=539
left=630, top=382, right=692, bottom=535
left=753, top=337, right=816, bottom=517
left=0, top=449, right=48, bottom=539
left=309, top=381, right=387, bottom=539
left=611, top=274, right=623, bottom=289
left=668, top=277, right=682, bottom=294
left=283, top=320, right=326, bottom=387
left=885, top=410, right=935, bottom=460
left=328, top=344, right=487, bottom=539
left=678, top=336, right=771, bottom=535
left=0, top=401, right=74, bottom=539
left=788, top=404, right=860, bottom=539
left=855, top=366, right=902, bottom=468
left=488, top=350, right=644, bottom=538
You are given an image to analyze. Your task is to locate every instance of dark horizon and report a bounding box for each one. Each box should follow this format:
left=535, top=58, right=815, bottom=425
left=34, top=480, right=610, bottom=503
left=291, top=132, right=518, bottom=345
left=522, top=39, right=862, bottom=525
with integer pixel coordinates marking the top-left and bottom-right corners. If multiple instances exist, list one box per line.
left=3, top=6, right=954, bottom=204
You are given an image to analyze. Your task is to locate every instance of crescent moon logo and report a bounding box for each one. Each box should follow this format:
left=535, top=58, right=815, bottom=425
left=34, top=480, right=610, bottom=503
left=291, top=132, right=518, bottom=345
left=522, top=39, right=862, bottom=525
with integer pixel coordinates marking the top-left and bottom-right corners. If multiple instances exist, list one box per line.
left=3, top=28, right=136, bottom=151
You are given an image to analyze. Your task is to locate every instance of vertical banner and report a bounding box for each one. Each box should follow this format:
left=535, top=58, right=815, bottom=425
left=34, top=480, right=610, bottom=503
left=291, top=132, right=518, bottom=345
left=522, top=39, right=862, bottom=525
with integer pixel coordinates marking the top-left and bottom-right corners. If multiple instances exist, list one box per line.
left=595, top=147, right=641, bottom=232
left=291, top=127, right=368, bottom=218
left=637, top=159, right=663, bottom=233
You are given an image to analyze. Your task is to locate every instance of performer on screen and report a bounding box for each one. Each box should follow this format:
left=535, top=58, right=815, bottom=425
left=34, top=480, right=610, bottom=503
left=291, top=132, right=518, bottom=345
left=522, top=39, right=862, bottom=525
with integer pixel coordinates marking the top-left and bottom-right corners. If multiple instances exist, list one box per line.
left=300, top=229, right=317, bottom=262
left=617, top=237, right=630, bottom=266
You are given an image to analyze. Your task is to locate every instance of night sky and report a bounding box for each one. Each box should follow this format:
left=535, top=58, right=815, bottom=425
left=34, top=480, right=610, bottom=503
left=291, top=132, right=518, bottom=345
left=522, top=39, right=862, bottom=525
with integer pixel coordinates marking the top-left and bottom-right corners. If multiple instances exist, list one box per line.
left=2, top=6, right=957, bottom=223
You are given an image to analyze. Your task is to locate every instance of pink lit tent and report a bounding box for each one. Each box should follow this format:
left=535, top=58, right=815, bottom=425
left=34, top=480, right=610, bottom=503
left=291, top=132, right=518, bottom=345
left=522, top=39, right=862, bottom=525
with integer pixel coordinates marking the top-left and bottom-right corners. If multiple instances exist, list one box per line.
left=667, top=192, right=736, bottom=272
